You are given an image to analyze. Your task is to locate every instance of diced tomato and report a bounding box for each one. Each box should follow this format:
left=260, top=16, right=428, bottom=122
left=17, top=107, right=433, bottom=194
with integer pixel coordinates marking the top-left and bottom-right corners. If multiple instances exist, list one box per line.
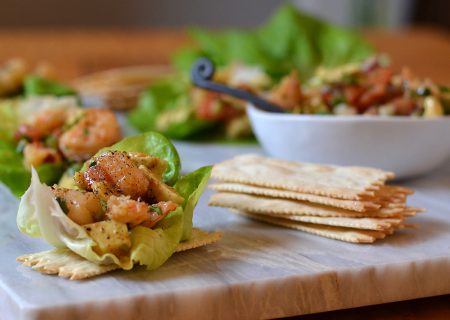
left=344, top=86, right=364, bottom=106
left=15, top=124, right=41, bottom=142
left=196, top=91, right=219, bottom=120
left=357, top=83, right=388, bottom=112
left=195, top=91, right=242, bottom=122
left=392, top=97, right=417, bottom=116
left=367, top=67, right=393, bottom=86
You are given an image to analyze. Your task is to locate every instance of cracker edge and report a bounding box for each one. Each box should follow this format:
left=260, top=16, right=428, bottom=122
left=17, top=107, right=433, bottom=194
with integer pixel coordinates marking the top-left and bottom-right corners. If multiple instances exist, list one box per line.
left=235, top=211, right=388, bottom=244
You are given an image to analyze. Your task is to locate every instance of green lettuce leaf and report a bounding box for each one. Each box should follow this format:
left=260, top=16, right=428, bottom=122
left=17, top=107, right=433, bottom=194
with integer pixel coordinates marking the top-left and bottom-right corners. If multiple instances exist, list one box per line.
left=128, top=79, right=215, bottom=140
left=130, top=207, right=183, bottom=270
left=0, top=141, right=63, bottom=197
left=24, top=75, right=76, bottom=97
left=175, top=166, right=212, bottom=241
left=0, top=99, right=20, bottom=143
left=178, top=4, right=373, bottom=80
left=17, top=134, right=211, bottom=271
left=128, top=80, right=185, bottom=133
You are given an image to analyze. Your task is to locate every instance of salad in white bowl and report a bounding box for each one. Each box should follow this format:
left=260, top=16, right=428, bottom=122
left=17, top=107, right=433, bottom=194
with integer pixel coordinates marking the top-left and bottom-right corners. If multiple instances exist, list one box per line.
left=247, top=56, right=450, bottom=179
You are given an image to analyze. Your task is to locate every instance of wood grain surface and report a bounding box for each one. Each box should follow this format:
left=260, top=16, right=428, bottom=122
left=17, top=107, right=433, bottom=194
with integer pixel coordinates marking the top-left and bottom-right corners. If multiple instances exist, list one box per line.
left=0, top=26, right=449, bottom=319
left=0, top=27, right=448, bottom=84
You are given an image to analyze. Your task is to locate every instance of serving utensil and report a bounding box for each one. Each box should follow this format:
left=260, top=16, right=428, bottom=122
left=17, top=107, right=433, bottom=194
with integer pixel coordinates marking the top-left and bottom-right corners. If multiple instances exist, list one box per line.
left=190, top=57, right=286, bottom=113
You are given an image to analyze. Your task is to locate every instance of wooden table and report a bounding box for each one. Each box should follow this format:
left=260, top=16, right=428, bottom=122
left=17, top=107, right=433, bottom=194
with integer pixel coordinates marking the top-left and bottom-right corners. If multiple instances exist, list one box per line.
left=0, top=27, right=449, bottom=85
left=0, top=27, right=449, bottom=320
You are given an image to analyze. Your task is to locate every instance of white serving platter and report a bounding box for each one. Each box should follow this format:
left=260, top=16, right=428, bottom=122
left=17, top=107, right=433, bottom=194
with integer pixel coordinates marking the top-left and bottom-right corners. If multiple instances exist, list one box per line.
left=1, top=143, right=449, bottom=320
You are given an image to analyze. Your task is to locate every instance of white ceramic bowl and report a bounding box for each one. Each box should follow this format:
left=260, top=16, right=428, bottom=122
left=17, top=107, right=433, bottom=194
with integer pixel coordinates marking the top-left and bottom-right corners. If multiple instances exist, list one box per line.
left=247, top=105, right=450, bottom=179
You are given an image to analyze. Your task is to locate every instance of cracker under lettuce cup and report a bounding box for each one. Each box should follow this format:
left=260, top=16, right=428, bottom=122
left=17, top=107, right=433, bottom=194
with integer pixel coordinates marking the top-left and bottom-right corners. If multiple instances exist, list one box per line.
left=17, top=132, right=217, bottom=278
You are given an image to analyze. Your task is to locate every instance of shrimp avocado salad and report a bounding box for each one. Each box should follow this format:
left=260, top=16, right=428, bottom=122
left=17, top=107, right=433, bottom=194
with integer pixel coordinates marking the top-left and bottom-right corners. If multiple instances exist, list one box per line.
left=266, top=56, right=450, bottom=116
left=17, top=132, right=212, bottom=274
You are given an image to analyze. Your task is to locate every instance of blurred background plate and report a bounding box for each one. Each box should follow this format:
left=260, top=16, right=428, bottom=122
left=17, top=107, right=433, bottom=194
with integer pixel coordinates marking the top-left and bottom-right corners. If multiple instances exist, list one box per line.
left=74, top=65, right=174, bottom=110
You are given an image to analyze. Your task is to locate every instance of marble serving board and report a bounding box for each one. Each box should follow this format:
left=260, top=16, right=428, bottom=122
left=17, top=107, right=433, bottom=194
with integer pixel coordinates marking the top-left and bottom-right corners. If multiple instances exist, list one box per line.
left=1, top=142, right=450, bottom=320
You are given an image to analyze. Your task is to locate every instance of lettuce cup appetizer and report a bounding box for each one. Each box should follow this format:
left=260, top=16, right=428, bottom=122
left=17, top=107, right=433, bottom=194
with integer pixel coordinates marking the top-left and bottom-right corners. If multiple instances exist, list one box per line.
left=16, top=132, right=219, bottom=280
left=0, top=95, right=122, bottom=197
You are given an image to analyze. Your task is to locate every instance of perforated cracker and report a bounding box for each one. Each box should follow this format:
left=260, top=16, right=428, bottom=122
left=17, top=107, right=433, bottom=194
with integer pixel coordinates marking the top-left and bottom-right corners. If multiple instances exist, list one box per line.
left=209, top=192, right=406, bottom=218
left=210, top=183, right=381, bottom=212
left=175, top=228, right=222, bottom=252
left=212, top=155, right=394, bottom=200
left=236, top=211, right=389, bottom=243
left=17, top=249, right=119, bottom=280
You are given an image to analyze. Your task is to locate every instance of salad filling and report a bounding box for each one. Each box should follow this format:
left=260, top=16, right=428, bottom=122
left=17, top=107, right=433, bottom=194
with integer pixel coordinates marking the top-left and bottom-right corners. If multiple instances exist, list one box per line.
left=272, top=56, right=450, bottom=117
left=51, top=150, right=181, bottom=258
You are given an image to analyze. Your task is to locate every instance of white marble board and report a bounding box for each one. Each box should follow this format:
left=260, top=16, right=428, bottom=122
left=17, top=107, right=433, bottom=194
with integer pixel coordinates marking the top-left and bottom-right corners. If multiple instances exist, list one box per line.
left=0, top=142, right=450, bottom=320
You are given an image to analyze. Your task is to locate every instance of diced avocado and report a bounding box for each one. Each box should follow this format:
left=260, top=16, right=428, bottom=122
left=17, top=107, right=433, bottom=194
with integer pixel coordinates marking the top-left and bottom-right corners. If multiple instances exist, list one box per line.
left=83, top=220, right=131, bottom=257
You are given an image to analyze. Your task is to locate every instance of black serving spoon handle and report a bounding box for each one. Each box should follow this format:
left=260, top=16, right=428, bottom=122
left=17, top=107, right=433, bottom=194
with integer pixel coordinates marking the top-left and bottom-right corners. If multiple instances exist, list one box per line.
left=190, top=57, right=286, bottom=113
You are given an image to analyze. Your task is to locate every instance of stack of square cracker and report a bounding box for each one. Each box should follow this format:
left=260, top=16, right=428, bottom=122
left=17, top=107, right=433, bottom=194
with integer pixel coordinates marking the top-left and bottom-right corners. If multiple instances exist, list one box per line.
left=208, top=155, right=423, bottom=244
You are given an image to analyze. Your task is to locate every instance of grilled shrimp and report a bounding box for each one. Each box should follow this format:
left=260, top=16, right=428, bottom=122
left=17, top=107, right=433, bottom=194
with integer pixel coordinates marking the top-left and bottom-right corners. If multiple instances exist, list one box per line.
left=77, top=151, right=150, bottom=200
left=76, top=150, right=184, bottom=204
left=16, top=107, right=68, bottom=142
left=106, top=195, right=177, bottom=228
left=268, top=70, right=302, bottom=110
left=23, top=142, right=62, bottom=168
left=59, top=109, right=121, bottom=162
left=0, top=58, right=28, bottom=96
left=52, top=188, right=104, bottom=225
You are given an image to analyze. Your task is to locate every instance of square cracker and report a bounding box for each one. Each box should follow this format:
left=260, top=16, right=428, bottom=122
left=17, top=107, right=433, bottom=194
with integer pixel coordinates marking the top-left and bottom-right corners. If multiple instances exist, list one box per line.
left=17, top=228, right=222, bottom=280
left=236, top=211, right=389, bottom=243
left=209, top=192, right=407, bottom=218
left=175, top=228, right=223, bottom=252
left=237, top=211, right=404, bottom=231
left=212, top=154, right=394, bottom=200
left=210, top=183, right=381, bottom=212
left=210, top=183, right=410, bottom=212
left=17, top=248, right=120, bottom=280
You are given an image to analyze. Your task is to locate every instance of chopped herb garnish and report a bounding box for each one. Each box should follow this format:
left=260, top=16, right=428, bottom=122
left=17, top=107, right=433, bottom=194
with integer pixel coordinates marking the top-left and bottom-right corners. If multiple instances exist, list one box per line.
left=89, top=161, right=97, bottom=168
left=317, top=110, right=332, bottom=115
left=62, top=113, right=84, bottom=132
left=100, top=199, right=108, bottom=211
left=330, top=95, right=346, bottom=107
left=341, top=74, right=358, bottom=85
left=83, top=128, right=90, bottom=136
left=45, top=134, right=58, bottom=149
left=416, top=87, right=431, bottom=97
left=150, top=205, right=162, bottom=215
left=67, top=162, right=83, bottom=176
left=56, top=197, right=69, bottom=214
left=439, top=85, right=450, bottom=93
left=16, top=139, right=28, bottom=154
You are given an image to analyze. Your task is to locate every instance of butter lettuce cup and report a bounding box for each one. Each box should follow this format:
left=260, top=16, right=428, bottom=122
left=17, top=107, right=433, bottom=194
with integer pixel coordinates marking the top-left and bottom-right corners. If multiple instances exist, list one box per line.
left=17, top=132, right=213, bottom=276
